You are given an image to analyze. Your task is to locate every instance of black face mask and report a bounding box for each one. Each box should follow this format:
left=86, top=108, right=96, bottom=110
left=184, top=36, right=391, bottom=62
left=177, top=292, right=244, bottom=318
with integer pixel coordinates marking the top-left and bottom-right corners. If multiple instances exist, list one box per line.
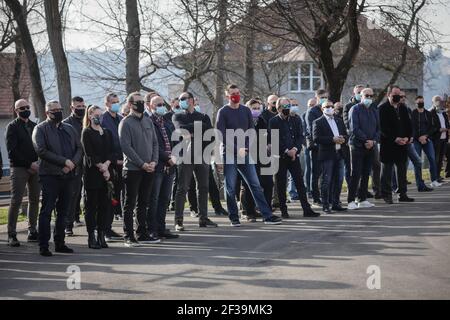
left=282, top=109, right=291, bottom=117
left=133, top=101, right=145, bottom=114
left=92, top=117, right=101, bottom=125
left=271, top=106, right=277, bottom=113
left=392, top=95, right=401, bottom=103
left=335, top=108, right=343, bottom=115
left=417, top=102, right=425, bottom=109
left=74, top=108, right=85, bottom=118
left=51, top=111, right=63, bottom=123
left=19, top=110, right=31, bottom=119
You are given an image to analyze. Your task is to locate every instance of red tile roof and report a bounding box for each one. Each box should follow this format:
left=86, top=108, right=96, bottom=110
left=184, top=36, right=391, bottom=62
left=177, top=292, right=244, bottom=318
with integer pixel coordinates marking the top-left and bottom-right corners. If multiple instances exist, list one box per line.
left=0, top=53, right=31, bottom=119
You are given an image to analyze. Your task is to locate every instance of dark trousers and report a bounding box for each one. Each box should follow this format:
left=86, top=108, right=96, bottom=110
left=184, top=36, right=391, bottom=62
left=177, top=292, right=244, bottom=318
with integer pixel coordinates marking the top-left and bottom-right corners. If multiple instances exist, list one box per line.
left=348, top=147, right=374, bottom=203
left=341, top=145, right=352, bottom=186
left=381, top=158, right=408, bottom=197
left=188, top=166, right=223, bottom=212
left=371, top=145, right=381, bottom=195
left=320, top=155, right=344, bottom=208
left=276, top=157, right=311, bottom=214
left=188, top=178, right=198, bottom=212
left=257, top=164, right=274, bottom=210
left=147, top=170, right=175, bottom=235
left=446, top=142, right=450, bottom=177
left=111, top=165, right=123, bottom=219
left=174, top=163, right=209, bottom=220
left=433, top=138, right=447, bottom=179
left=310, top=148, right=322, bottom=202
left=84, top=184, right=110, bottom=234
left=66, top=175, right=82, bottom=229
left=38, top=176, right=74, bottom=249
left=122, top=170, right=154, bottom=239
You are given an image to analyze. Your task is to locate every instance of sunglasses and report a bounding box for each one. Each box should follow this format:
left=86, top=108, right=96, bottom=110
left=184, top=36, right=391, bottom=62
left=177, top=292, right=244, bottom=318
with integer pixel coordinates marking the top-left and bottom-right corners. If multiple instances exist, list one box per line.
left=156, top=104, right=165, bottom=108
left=364, top=95, right=374, bottom=98
left=50, top=109, right=63, bottom=113
left=17, top=106, right=31, bottom=111
left=180, top=97, right=189, bottom=101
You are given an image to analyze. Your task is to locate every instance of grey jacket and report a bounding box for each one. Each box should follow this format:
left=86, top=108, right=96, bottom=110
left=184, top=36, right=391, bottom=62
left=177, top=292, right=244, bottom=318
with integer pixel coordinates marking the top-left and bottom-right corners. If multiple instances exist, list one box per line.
left=32, top=120, right=83, bottom=176
left=118, top=113, right=159, bottom=171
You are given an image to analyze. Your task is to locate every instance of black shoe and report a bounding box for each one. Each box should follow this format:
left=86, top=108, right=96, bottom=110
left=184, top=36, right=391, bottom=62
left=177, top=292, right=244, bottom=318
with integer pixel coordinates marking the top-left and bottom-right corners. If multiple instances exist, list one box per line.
left=418, top=186, right=433, bottom=192
left=304, top=209, right=321, bottom=218
left=7, top=235, right=20, bottom=247
left=331, top=205, right=348, bottom=212
left=98, top=231, right=108, bottom=248
left=40, top=248, right=53, bottom=257
left=27, top=231, right=39, bottom=243
left=399, top=195, right=415, bottom=202
left=383, top=197, right=394, bottom=204
left=231, top=220, right=242, bottom=227
left=55, top=245, right=74, bottom=254
left=438, top=177, right=444, bottom=183
left=214, top=208, right=228, bottom=216
left=105, top=230, right=123, bottom=242
left=159, top=230, right=180, bottom=239
left=281, top=212, right=290, bottom=219
left=199, top=218, right=218, bottom=228
left=367, top=192, right=374, bottom=199
left=264, top=215, right=282, bottom=225
left=88, top=233, right=101, bottom=249
left=323, top=207, right=333, bottom=214
left=65, top=228, right=74, bottom=237
left=137, top=234, right=161, bottom=244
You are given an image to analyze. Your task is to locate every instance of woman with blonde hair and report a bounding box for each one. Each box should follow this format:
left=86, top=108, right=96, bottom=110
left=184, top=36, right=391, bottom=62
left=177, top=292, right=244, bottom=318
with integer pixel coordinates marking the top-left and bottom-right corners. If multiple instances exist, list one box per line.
left=81, top=105, right=115, bottom=249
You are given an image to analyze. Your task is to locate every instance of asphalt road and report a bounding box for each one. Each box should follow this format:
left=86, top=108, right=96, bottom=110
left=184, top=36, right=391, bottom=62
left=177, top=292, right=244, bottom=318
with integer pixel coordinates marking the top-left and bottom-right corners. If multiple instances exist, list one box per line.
left=1, top=181, right=450, bottom=300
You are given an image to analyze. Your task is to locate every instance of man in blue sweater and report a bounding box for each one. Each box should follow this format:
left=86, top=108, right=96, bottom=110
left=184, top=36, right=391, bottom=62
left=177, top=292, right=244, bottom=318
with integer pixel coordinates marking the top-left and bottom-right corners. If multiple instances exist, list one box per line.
left=216, top=84, right=282, bottom=226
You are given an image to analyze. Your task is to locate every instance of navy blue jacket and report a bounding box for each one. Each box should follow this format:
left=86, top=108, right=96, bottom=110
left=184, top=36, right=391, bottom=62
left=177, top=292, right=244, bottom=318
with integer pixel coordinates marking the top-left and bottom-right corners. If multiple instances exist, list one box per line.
left=349, top=103, right=380, bottom=149
left=269, top=114, right=305, bottom=158
left=312, top=115, right=348, bottom=161
left=100, top=111, right=123, bottom=161
left=306, top=104, right=323, bottom=149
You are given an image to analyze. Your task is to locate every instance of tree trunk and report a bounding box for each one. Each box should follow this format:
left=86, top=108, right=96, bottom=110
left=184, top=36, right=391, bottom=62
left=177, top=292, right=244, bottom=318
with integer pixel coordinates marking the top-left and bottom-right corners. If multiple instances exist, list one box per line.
left=243, top=0, right=257, bottom=101
left=5, top=0, right=46, bottom=120
left=125, top=0, right=141, bottom=94
left=214, top=0, right=227, bottom=121
left=44, top=0, right=72, bottom=116
left=12, top=30, right=23, bottom=115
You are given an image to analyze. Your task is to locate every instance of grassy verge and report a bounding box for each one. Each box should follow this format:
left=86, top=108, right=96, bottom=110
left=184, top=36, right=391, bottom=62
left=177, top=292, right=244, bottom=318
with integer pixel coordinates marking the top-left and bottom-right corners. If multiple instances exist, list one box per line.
left=0, top=207, right=27, bottom=225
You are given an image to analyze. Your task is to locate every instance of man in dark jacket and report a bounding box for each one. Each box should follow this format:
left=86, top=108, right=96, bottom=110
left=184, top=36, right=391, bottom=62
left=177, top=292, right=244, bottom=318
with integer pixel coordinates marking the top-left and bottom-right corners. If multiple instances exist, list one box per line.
left=343, top=85, right=364, bottom=130
left=301, top=98, right=316, bottom=199
left=269, top=97, right=319, bottom=218
left=347, top=88, right=380, bottom=210
left=62, top=96, right=86, bottom=236
left=145, top=95, right=179, bottom=240
left=6, top=99, right=40, bottom=247
left=313, top=100, right=348, bottom=213
left=379, top=85, right=415, bottom=204
left=430, top=95, right=450, bottom=182
left=33, top=101, right=83, bottom=256
left=101, top=92, right=124, bottom=241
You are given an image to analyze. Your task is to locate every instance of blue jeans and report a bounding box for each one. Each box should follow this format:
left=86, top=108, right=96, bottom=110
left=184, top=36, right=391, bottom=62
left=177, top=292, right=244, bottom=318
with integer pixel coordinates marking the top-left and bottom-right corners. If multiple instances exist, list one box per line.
left=321, top=157, right=344, bottom=208
left=224, top=162, right=273, bottom=222
left=407, top=144, right=425, bottom=190
left=147, top=170, right=175, bottom=235
left=414, top=140, right=438, bottom=182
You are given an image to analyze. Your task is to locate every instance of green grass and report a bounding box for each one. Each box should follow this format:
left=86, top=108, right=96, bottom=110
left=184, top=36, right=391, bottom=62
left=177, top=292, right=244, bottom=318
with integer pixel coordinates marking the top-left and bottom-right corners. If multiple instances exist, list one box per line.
left=0, top=207, right=27, bottom=225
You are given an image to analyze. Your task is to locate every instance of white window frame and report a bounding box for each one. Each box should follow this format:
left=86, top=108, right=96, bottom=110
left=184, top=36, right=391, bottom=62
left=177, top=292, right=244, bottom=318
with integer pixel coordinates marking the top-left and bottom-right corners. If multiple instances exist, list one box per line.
left=288, top=62, right=324, bottom=93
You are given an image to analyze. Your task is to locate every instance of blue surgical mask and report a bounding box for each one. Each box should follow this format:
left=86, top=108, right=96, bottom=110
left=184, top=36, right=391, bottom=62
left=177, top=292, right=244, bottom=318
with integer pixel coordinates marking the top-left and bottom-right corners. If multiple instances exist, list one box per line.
left=180, top=100, right=189, bottom=110
left=355, top=94, right=362, bottom=102
left=111, top=103, right=121, bottom=113
left=194, top=105, right=201, bottom=112
left=291, top=106, right=300, bottom=115
left=320, top=98, right=328, bottom=105
left=155, top=106, right=167, bottom=116
left=363, top=99, right=373, bottom=107
left=174, top=108, right=184, bottom=114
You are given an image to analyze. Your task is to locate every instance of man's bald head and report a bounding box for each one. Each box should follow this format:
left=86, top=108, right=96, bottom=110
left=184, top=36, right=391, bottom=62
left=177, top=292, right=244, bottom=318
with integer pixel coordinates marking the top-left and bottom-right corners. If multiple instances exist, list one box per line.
left=15, top=99, right=29, bottom=110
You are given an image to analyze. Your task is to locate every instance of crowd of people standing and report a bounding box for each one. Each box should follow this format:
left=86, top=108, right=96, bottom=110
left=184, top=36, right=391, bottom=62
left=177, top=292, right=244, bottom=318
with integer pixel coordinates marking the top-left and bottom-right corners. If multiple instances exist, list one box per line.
left=4, top=83, right=450, bottom=257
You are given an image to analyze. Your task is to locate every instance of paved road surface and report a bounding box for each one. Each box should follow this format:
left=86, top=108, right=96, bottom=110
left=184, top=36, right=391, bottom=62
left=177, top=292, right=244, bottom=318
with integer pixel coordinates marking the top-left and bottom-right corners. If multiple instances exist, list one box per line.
left=1, top=181, right=450, bottom=300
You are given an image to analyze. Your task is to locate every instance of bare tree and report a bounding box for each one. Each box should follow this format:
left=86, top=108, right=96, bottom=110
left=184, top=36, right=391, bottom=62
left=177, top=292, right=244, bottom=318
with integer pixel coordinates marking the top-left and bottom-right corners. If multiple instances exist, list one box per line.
left=44, top=0, right=72, bottom=114
left=5, top=0, right=46, bottom=119
left=125, top=0, right=140, bottom=93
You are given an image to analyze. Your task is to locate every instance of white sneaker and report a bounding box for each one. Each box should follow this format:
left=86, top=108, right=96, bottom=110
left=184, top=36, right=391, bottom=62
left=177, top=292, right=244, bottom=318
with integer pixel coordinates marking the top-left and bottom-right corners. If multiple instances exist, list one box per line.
left=430, top=181, right=442, bottom=188
left=358, top=200, right=375, bottom=208
left=348, top=202, right=359, bottom=210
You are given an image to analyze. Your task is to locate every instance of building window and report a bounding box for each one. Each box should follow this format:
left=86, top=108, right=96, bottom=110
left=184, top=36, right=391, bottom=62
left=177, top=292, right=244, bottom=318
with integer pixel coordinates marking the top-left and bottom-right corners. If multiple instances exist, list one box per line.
left=288, top=62, right=323, bottom=92
left=257, top=43, right=273, bottom=52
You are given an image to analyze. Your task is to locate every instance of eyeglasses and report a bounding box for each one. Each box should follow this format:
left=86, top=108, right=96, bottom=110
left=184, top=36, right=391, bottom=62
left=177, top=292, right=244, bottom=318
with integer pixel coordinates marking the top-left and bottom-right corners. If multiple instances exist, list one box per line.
left=324, top=105, right=333, bottom=109
left=50, top=109, right=63, bottom=113
left=180, top=97, right=189, bottom=101
left=364, top=95, right=374, bottom=98
left=17, top=106, right=31, bottom=111
left=156, top=104, right=165, bottom=108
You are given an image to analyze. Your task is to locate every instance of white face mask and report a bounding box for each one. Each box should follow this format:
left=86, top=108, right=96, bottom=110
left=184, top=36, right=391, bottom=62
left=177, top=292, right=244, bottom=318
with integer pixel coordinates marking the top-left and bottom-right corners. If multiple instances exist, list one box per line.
left=323, top=107, right=334, bottom=116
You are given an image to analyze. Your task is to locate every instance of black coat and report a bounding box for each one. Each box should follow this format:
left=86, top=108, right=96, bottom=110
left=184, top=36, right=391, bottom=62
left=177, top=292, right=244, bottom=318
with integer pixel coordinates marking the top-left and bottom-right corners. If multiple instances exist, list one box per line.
left=269, top=114, right=304, bottom=159
left=430, top=108, right=450, bottom=141
left=312, top=115, right=348, bottom=162
left=150, top=114, right=176, bottom=173
left=411, top=109, right=435, bottom=139
left=5, top=118, right=38, bottom=168
left=379, top=101, right=412, bottom=163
